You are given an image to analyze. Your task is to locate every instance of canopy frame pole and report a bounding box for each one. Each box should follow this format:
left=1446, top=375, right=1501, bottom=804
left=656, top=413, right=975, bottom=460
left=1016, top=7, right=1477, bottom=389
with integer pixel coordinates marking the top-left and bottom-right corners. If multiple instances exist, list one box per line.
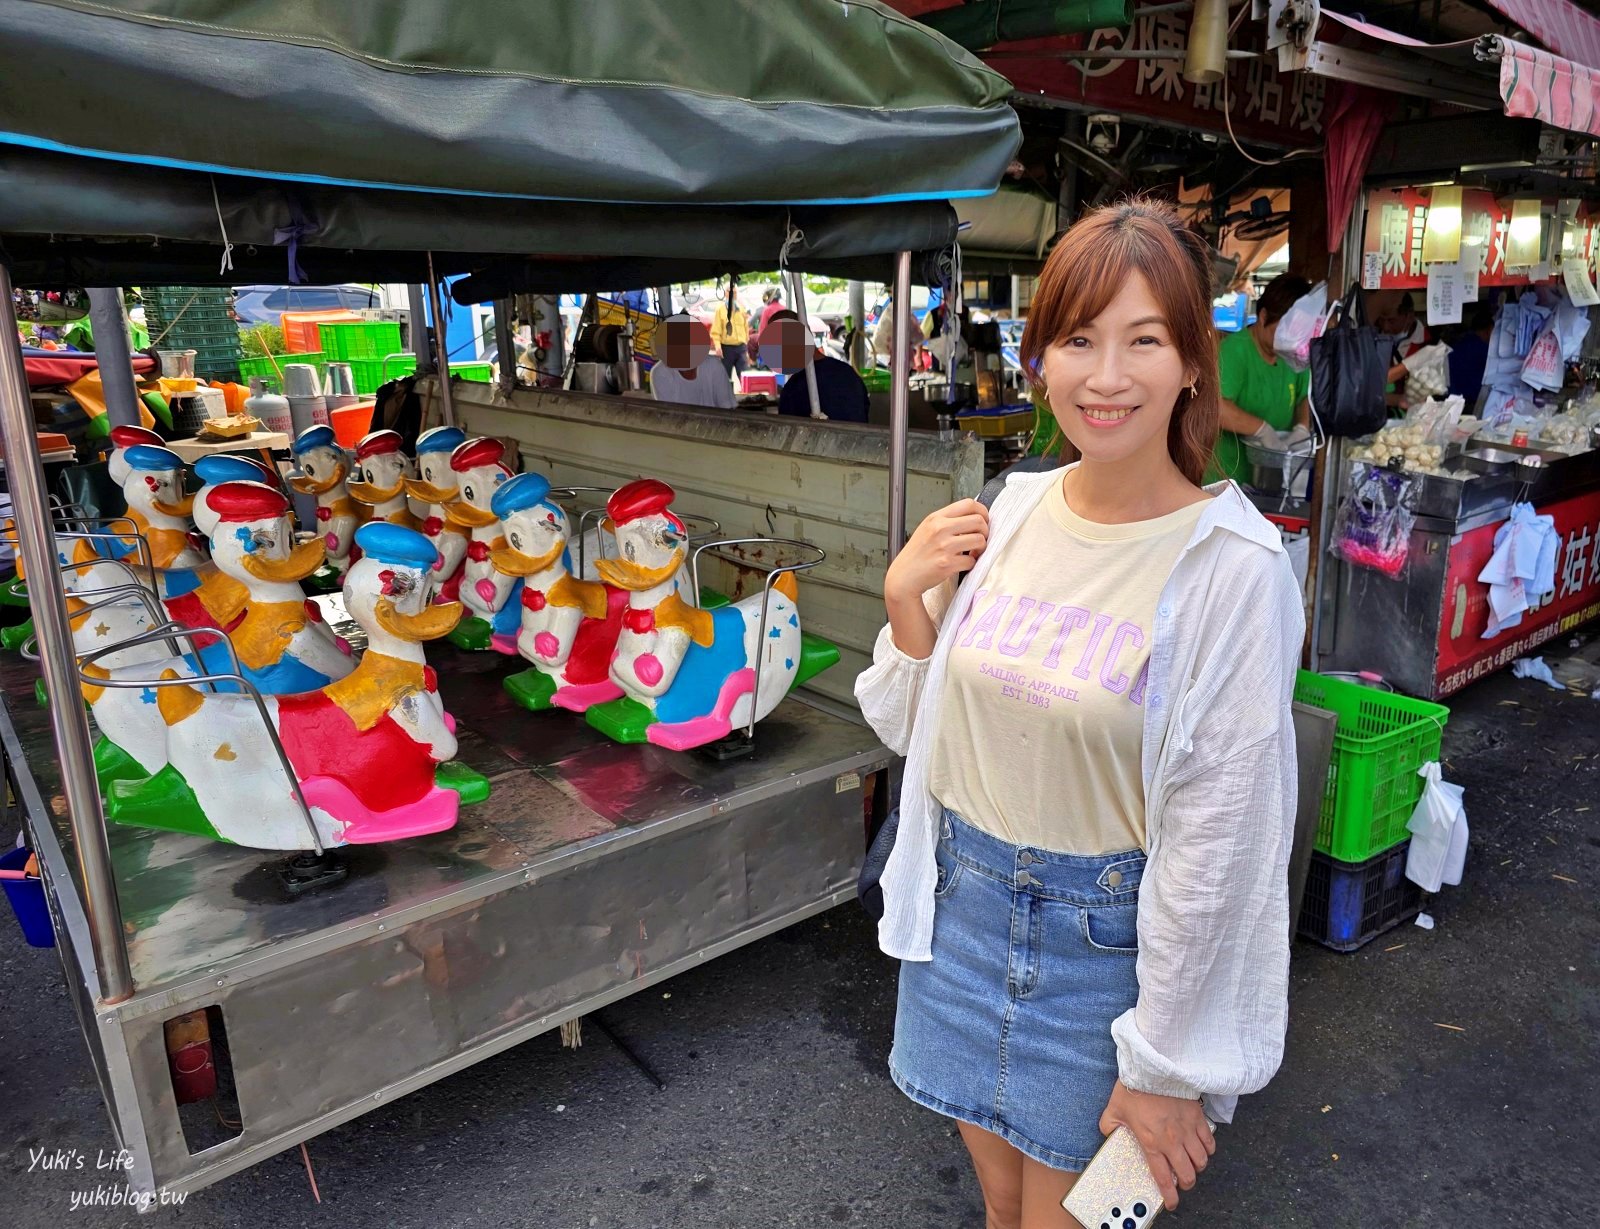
left=493, top=298, right=517, bottom=397
left=85, top=288, right=139, bottom=427
left=0, top=265, right=133, bottom=1004
left=425, top=253, right=457, bottom=428
left=407, top=284, right=431, bottom=367
left=848, top=281, right=867, bottom=370
left=784, top=271, right=824, bottom=419
left=887, top=250, right=913, bottom=562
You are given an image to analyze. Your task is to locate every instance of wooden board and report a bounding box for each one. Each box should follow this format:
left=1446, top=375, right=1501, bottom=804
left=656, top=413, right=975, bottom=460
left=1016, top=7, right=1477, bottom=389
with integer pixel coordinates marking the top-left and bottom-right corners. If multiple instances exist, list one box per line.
left=165, top=431, right=290, bottom=462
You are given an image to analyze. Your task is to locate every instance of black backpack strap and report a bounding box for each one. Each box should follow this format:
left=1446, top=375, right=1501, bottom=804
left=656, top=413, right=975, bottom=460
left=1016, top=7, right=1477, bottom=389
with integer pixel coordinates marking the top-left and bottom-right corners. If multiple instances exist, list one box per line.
left=977, top=453, right=1057, bottom=509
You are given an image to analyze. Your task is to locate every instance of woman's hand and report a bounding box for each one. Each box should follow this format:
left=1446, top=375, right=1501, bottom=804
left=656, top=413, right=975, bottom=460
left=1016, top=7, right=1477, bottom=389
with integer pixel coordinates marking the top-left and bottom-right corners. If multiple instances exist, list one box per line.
left=884, top=498, right=989, bottom=606
left=1099, top=1080, right=1214, bottom=1212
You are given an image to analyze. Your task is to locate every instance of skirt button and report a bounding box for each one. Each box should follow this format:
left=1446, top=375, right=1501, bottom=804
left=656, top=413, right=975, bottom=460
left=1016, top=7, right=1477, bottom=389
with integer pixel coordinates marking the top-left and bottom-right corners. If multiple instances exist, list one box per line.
left=1107, top=869, right=1125, bottom=888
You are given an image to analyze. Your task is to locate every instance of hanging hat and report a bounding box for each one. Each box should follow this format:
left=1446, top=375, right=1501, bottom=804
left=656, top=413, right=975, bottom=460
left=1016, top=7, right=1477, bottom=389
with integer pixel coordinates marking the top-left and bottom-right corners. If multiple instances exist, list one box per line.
left=415, top=425, right=467, bottom=455
left=490, top=472, right=562, bottom=523
left=606, top=479, right=678, bottom=527
left=123, top=444, right=184, bottom=473
left=354, top=521, right=439, bottom=570
left=193, top=454, right=272, bottom=487
left=355, top=429, right=405, bottom=462
left=449, top=436, right=507, bottom=473
left=290, top=424, right=339, bottom=455
left=109, top=424, right=164, bottom=451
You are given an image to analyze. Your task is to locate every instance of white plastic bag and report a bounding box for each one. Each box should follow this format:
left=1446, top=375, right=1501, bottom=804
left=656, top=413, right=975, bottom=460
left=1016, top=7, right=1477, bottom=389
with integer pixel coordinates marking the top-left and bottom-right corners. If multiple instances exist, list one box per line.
left=1272, top=281, right=1328, bottom=372
left=1405, top=762, right=1467, bottom=892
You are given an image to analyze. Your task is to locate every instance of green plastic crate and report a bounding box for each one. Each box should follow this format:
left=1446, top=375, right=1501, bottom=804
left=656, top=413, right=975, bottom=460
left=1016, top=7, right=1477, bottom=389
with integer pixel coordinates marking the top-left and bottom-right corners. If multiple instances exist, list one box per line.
left=346, top=355, right=418, bottom=394
left=1293, top=670, right=1449, bottom=862
left=453, top=362, right=492, bottom=383
left=318, top=321, right=403, bottom=363
left=239, top=352, right=325, bottom=387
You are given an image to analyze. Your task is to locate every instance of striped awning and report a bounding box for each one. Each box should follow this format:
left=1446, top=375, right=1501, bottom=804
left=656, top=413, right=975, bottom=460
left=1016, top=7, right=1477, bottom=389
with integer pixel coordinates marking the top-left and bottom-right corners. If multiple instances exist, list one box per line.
left=1484, top=35, right=1600, bottom=139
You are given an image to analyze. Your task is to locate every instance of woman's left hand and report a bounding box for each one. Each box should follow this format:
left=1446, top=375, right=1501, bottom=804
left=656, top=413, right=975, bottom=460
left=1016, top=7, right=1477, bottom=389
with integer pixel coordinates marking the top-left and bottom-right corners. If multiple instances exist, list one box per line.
left=1098, top=1079, right=1214, bottom=1212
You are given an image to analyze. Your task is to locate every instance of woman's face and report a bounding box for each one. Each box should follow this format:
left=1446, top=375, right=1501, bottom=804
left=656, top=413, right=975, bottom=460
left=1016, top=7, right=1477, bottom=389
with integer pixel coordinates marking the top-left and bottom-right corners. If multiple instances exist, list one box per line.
left=1040, top=271, right=1193, bottom=470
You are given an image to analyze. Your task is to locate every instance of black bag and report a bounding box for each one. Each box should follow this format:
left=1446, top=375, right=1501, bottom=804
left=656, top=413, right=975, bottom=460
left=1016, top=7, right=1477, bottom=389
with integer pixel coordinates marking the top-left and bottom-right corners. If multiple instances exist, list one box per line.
left=856, top=455, right=1059, bottom=920
left=1309, top=283, right=1391, bottom=438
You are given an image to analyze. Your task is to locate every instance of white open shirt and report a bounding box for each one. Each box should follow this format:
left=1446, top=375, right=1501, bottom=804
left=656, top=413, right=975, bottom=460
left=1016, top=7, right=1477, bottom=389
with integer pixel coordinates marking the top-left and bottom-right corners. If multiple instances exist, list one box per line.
left=855, top=466, right=1303, bottom=1122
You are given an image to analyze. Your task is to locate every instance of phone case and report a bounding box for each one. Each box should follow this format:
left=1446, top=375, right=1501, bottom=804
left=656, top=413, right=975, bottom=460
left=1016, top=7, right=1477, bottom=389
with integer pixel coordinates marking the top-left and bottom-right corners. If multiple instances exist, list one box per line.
left=1061, top=1126, right=1164, bottom=1229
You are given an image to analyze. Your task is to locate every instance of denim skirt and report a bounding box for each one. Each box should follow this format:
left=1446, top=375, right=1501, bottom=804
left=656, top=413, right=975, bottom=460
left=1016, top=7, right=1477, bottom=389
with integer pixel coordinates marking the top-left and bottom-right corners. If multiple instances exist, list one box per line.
left=890, top=808, right=1146, bottom=1172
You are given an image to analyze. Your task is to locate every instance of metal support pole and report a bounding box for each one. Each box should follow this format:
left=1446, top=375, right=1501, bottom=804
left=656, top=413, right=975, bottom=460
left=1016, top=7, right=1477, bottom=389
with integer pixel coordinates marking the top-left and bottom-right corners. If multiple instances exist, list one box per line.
left=425, top=253, right=456, bottom=428
left=887, top=251, right=913, bottom=562
left=85, top=288, right=139, bottom=427
left=654, top=286, right=674, bottom=317
left=848, top=280, right=867, bottom=370
left=493, top=298, right=517, bottom=397
left=784, top=271, right=823, bottom=419
left=407, top=284, right=431, bottom=366
left=0, top=266, right=133, bottom=1003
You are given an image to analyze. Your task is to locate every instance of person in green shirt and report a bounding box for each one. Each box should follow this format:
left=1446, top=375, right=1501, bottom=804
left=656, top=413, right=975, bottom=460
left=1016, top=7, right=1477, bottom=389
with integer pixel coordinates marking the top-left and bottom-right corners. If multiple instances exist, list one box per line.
left=1210, top=273, right=1311, bottom=484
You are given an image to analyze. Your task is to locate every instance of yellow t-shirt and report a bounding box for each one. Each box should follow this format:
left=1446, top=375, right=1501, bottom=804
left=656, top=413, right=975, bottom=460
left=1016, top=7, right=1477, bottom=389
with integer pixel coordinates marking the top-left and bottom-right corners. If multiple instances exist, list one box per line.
left=929, top=479, right=1208, bottom=854
left=711, top=303, right=748, bottom=347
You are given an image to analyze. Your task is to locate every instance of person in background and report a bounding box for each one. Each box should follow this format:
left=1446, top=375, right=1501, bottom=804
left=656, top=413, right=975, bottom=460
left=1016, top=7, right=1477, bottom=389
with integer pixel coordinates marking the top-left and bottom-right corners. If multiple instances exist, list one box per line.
left=758, top=288, right=786, bottom=336
left=1209, top=273, right=1312, bottom=484
left=765, top=309, right=871, bottom=422
left=649, top=314, right=736, bottom=410
left=710, top=283, right=749, bottom=383
left=1382, top=292, right=1430, bottom=403
left=1447, top=303, right=1494, bottom=405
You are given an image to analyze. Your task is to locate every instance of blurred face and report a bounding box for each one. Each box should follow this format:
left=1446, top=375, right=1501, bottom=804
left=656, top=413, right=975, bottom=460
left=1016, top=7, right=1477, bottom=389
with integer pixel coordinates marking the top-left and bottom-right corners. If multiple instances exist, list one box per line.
left=661, top=319, right=712, bottom=373
left=1040, top=272, right=1192, bottom=470
left=757, top=318, right=813, bottom=373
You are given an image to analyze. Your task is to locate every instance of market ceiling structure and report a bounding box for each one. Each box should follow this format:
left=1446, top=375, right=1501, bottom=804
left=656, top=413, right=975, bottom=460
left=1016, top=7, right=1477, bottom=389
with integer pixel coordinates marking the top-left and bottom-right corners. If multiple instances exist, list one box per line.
left=0, top=0, right=1021, bottom=288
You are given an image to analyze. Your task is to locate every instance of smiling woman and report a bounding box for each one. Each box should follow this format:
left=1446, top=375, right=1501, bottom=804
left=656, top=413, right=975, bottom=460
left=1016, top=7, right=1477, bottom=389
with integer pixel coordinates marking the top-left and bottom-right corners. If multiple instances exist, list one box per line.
left=1019, top=199, right=1220, bottom=487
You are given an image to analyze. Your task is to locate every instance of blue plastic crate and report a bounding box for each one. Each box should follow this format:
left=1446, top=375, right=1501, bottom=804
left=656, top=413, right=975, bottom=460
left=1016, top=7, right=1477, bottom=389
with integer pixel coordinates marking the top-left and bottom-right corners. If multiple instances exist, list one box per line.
left=1297, top=842, right=1422, bottom=952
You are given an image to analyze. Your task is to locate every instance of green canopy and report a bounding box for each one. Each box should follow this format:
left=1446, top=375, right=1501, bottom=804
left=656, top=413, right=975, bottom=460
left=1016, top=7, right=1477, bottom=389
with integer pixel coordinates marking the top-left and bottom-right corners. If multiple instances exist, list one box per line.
left=1, top=0, right=1016, bottom=206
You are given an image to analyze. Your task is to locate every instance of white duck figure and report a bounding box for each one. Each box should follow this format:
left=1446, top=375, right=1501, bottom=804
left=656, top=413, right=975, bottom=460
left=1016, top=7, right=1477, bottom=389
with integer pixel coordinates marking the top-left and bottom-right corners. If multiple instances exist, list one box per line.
left=288, top=424, right=363, bottom=584
left=58, top=423, right=169, bottom=588
left=442, top=436, right=523, bottom=652
left=78, top=478, right=357, bottom=786
left=403, top=425, right=469, bottom=603
left=347, top=429, right=422, bottom=530
left=104, top=522, right=483, bottom=849
left=490, top=473, right=628, bottom=712
left=591, top=479, right=805, bottom=751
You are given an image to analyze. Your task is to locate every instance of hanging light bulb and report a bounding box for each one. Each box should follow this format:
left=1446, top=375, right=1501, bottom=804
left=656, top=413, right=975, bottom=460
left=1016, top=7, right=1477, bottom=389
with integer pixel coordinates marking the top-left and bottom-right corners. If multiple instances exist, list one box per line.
left=1506, top=199, right=1542, bottom=268
left=1184, top=0, right=1228, bottom=86
left=1421, top=186, right=1463, bottom=264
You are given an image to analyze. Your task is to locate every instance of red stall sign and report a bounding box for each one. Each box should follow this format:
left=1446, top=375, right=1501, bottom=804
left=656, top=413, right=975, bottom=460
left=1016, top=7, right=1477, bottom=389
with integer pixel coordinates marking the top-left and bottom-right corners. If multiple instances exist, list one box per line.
left=1436, top=488, right=1600, bottom=696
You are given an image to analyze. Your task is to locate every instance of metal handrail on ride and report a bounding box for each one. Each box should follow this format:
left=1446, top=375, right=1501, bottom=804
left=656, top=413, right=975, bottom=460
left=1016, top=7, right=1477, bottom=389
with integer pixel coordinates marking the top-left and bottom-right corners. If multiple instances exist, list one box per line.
left=78, top=626, right=328, bottom=855
left=61, top=575, right=224, bottom=695
left=688, top=537, right=826, bottom=738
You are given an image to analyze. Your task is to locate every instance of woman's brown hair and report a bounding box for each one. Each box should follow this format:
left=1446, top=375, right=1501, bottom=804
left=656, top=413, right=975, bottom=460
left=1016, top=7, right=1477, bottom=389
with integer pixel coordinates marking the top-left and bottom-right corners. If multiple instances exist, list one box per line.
left=1020, top=198, right=1220, bottom=485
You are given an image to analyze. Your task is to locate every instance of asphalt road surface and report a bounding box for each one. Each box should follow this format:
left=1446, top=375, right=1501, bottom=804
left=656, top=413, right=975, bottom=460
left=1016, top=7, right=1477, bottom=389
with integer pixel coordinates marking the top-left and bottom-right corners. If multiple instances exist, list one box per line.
left=4, top=640, right=1596, bottom=1228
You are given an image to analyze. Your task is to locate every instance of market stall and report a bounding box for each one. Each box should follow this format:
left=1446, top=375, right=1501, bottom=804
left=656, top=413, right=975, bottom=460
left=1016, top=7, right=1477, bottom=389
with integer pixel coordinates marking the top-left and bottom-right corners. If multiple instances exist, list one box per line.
left=1310, top=184, right=1600, bottom=699
left=0, top=0, right=1017, bottom=1199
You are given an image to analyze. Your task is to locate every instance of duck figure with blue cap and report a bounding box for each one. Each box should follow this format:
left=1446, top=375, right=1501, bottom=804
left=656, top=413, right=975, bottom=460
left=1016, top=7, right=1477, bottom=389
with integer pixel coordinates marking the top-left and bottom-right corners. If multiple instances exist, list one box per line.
left=441, top=436, right=523, bottom=652
left=288, top=424, right=363, bottom=589
left=584, top=480, right=838, bottom=750
left=493, top=473, right=630, bottom=711
left=403, top=425, right=470, bottom=604
left=105, top=522, right=489, bottom=849
left=348, top=429, right=423, bottom=531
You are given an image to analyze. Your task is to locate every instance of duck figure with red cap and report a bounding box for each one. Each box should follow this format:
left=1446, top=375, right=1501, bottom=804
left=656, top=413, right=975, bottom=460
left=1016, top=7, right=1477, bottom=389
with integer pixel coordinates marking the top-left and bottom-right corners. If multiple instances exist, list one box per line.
left=491, top=473, right=632, bottom=712
left=403, top=425, right=470, bottom=604
left=80, top=478, right=357, bottom=791
left=288, top=424, right=363, bottom=589
left=105, top=522, right=489, bottom=849
left=587, top=479, right=807, bottom=750
left=441, top=436, right=524, bottom=652
left=347, top=429, right=423, bottom=530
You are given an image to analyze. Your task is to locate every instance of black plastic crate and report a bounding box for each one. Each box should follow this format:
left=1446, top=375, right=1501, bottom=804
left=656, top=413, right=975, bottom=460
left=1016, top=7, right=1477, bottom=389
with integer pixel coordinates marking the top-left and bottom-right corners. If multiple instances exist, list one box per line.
left=1297, top=842, right=1423, bottom=952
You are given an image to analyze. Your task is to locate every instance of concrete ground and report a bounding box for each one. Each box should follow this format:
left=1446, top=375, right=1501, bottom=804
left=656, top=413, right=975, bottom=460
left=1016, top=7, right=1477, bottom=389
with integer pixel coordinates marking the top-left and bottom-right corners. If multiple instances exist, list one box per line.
left=3, top=637, right=1596, bottom=1228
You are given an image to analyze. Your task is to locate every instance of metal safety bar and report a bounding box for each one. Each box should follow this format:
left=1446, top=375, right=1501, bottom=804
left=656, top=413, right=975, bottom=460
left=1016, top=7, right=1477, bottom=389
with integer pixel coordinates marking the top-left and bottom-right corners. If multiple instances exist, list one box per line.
left=78, top=626, right=327, bottom=856
left=61, top=573, right=224, bottom=695
left=0, top=263, right=132, bottom=1002
left=689, top=537, right=826, bottom=738
left=888, top=250, right=913, bottom=562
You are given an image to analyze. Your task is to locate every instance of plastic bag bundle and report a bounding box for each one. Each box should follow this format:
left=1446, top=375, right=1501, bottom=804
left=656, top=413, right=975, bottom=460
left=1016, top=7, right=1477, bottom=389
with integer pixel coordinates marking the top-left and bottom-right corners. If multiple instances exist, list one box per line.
left=1273, top=281, right=1329, bottom=372
left=1331, top=462, right=1417, bottom=578
left=1401, top=343, right=1451, bottom=407
left=1405, top=762, right=1467, bottom=892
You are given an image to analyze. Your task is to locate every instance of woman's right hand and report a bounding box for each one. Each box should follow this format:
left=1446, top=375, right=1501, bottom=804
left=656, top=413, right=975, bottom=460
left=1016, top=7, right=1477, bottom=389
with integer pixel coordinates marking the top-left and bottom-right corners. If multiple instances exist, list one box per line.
left=885, top=498, right=989, bottom=606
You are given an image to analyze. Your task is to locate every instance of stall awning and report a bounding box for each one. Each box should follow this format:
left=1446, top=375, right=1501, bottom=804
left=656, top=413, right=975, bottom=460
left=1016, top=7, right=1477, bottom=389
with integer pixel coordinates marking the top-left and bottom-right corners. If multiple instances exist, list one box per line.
left=0, top=0, right=1017, bottom=207
left=1484, top=36, right=1600, bottom=140
left=1484, top=0, right=1600, bottom=71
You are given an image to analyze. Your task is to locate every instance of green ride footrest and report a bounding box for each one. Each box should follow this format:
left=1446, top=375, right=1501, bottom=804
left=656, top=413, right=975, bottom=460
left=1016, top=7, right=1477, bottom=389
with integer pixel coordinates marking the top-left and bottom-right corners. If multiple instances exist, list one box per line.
left=106, top=764, right=226, bottom=841
left=793, top=632, right=841, bottom=691
left=446, top=616, right=493, bottom=652
left=2, top=618, right=36, bottom=652
left=93, top=736, right=150, bottom=791
left=435, top=760, right=491, bottom=804
left=585, top=696, right=655, bottom=743
left=502, top=667, right=557, bottom=711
